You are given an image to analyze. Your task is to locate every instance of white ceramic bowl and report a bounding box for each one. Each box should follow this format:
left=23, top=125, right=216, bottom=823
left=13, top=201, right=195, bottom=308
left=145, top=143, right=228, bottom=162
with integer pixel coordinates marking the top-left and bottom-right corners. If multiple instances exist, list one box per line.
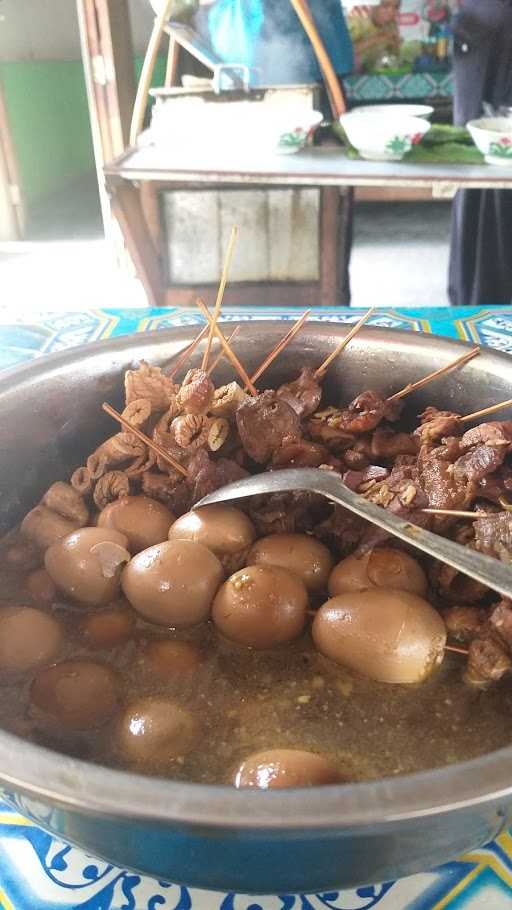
left=467, top=117, right=512, bottom=166
left=351, top=104, right=434, bottom=120
left=150, top=100, right=323, bottom=156
left=339, top=112, right=431, bottom=161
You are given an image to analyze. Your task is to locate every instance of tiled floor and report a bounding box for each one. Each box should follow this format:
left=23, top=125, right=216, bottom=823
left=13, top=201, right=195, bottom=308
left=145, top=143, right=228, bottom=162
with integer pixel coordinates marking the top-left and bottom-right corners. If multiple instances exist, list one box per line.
left=0, top=174, right=452, bottom=316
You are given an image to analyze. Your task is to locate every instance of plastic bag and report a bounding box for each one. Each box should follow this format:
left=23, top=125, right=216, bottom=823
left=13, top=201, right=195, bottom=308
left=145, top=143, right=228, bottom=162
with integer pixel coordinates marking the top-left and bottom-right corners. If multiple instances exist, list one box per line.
left=208, top=0, right=264, bottom=67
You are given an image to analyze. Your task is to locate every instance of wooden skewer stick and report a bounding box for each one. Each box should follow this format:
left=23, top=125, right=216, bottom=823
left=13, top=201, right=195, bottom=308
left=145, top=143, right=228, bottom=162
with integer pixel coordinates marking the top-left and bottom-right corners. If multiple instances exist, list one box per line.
left=314, top=308, right=376, bottom=380
left=388, top=347, right=480, bottom=402
left=248, top=310, right=312, bottom=387
left=167, top=325, right=209, bottom=380
left=461, top=397, right=512, bottom=425
left=288, top=0, right=346, bottom=118
left=202, top=225, right=238, bottom=371
left=102, top=402, right=189, bottom=478
left=445, top=644, right=469, bottom=657
left=207, top=327, right=240, bottom=376
left=422, top=508, right=493, bottom=519
left=196, top=299, right=258, bottom=396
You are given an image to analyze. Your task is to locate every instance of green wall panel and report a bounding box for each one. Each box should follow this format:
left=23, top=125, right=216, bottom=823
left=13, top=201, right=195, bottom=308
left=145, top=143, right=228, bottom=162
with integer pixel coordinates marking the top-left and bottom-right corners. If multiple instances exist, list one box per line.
left=0, top=60, right=94, bottom=204
left=0, top=55, right=166, bottom=206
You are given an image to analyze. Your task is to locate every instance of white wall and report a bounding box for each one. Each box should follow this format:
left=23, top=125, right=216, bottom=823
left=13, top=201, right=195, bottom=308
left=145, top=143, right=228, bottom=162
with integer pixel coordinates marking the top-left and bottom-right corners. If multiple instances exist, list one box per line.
left=0, top=0, right=154, bottom=61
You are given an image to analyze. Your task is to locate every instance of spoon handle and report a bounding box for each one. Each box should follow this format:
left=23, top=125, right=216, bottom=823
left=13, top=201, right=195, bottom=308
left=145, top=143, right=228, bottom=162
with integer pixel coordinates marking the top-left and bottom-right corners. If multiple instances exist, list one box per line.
left=197, top=468, right=512, bottom=600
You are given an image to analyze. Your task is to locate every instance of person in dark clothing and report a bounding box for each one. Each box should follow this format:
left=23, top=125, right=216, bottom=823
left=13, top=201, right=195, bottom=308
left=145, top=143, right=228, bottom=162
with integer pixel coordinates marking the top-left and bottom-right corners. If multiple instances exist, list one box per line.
left=449, top=0, right=512, bottom=306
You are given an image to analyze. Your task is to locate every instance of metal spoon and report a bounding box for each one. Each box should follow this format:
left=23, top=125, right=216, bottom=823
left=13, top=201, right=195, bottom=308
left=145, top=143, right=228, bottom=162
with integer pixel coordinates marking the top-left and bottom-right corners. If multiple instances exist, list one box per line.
left=196, top=468, right=512, bottom=600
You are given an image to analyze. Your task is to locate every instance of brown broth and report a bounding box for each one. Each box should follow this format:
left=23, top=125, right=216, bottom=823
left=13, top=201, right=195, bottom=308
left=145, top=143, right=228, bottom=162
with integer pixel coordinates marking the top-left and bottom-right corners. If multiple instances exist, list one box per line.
left=1, top=551, right=512, bottom=785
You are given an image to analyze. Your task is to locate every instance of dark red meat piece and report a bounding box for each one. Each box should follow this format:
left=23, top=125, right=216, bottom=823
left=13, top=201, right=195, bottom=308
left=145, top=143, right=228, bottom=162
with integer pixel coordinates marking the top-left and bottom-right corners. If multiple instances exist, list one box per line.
left=414, top=407, right=461, bottom=446
left=236, top=390, right=300, bottom=464
left=276, top=368, right=322, bottom=418
left=474, top=512, right=512, bottom=562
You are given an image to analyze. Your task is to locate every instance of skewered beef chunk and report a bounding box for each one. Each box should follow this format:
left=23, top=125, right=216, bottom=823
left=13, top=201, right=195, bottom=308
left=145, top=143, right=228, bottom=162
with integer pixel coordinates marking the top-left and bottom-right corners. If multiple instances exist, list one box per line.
left=272, top=439, right=330, bottom=468
left=489, top=599, right=512, bottom=649
left=460, top=421, right=512, bottom=452
left=343, top=465, right=390, bottom=492
left=453, top=445, right=506, bottom=486
left=370, top=428, right=417, bottom=460
left=355, top=460, right=430, bottom=553
left=314, top=505, right=368, bottom=556
left=187, top=450, right=248, bottom=504
left=307, top=410, right=356, bottom=453
left=430, top=561, right=489, bottom=605
left=342, top=437, right=372, bottom=470
left=249, top=491, right=328, bottom=538
left=333, top=391, right=403, bottom=436
left=474, top=512, right=512, bottom=562
left=141, top=471, right=184, bottom=508
left=236, top=390, right=300, bottom=464
left=478, top=465, right=512, bottom=504
left=414, top=407, right=461, bottom=446
left=443, top=606, right=487, bottom=642
left=276, top=368, right=322, bottom=418
left=418, top=443, right=472, bottom=511
left=465, top=634, right=512, bottom=686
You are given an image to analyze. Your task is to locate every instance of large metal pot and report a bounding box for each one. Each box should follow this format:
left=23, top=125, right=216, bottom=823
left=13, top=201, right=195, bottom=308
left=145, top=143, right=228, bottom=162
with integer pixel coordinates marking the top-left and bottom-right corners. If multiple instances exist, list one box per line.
left=0, top=321, right=511, bottom=894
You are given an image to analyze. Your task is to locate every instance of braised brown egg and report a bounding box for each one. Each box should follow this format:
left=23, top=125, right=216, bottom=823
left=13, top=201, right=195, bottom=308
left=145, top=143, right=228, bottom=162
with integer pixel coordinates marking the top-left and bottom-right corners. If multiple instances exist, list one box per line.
left=116, top=695, right=200, bottom=769
left=30, top=659, right=118, bottom=729
left=212, top=565, right=308, bottom=649
left=80, top=605, right=135, bottom=650
left=234, top=748, right=341, bottom=789
left=122, top=539, right=223, bottom=627
left=248, top=533, right=333, bottom=593
left=98, top=495, right=175, bottom=554
left=142, top=639, right=204, bottom=681
left=328, top=548, right=428, bottom=597
left=168, top=505, right=256, bottom=572
left=313, top=589, right=447, bottom=684
left=45, top=528, right=131, bottom=607
left=0, top=607, right=63, bottom=674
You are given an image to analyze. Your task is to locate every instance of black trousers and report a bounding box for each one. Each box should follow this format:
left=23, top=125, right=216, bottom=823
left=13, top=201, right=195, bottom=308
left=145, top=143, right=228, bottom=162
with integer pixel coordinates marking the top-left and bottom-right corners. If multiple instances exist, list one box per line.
left=449, top=0, right=512, bottom=306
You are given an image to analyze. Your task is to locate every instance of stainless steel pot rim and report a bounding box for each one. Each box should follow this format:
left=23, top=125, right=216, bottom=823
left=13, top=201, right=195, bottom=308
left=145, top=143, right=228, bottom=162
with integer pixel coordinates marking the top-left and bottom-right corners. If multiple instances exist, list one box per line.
left=1, top=322, right=511, bottom=830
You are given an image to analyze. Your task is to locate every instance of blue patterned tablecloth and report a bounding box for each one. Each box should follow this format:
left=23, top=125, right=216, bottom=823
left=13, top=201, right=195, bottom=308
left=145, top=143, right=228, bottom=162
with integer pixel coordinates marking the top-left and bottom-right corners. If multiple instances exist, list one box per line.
left=0, top=305, right=511, bottom=910
left=345, top=72, right=453, bottom=103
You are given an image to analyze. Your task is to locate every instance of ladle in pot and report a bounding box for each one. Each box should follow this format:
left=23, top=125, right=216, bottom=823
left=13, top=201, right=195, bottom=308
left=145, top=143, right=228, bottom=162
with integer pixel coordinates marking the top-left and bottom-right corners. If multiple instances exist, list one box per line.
left=196, top=467, right=512, bottom=600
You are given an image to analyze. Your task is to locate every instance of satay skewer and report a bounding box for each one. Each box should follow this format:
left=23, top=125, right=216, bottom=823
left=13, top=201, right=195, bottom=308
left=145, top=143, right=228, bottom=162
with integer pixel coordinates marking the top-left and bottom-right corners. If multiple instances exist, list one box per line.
left=167, top=325, right=209, bottom=380
left=461, top=397, right=512, bottom=424
left=202, top=225, right=238, bottom=371
left=196, top=298, right=258, bottom=396
left=248, top=310, right=312, bottom=387
left=422, top=508, right=494, bottom=519
left=207, top=327, right=240, bottom=376
left=388, top=347, right=480, bottom=402
left=314, top=307, right=376, bottom=379
left=102, top=402, right=189, bottom=478
left=445, top=644, right=469, bottom=657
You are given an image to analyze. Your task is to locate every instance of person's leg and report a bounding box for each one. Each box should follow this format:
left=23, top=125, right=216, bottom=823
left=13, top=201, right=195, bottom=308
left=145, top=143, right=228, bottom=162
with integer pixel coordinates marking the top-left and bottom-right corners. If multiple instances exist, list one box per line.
left=449, top=0, right=512, bottom=306
left=449, top=189, right=512, bottom=307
